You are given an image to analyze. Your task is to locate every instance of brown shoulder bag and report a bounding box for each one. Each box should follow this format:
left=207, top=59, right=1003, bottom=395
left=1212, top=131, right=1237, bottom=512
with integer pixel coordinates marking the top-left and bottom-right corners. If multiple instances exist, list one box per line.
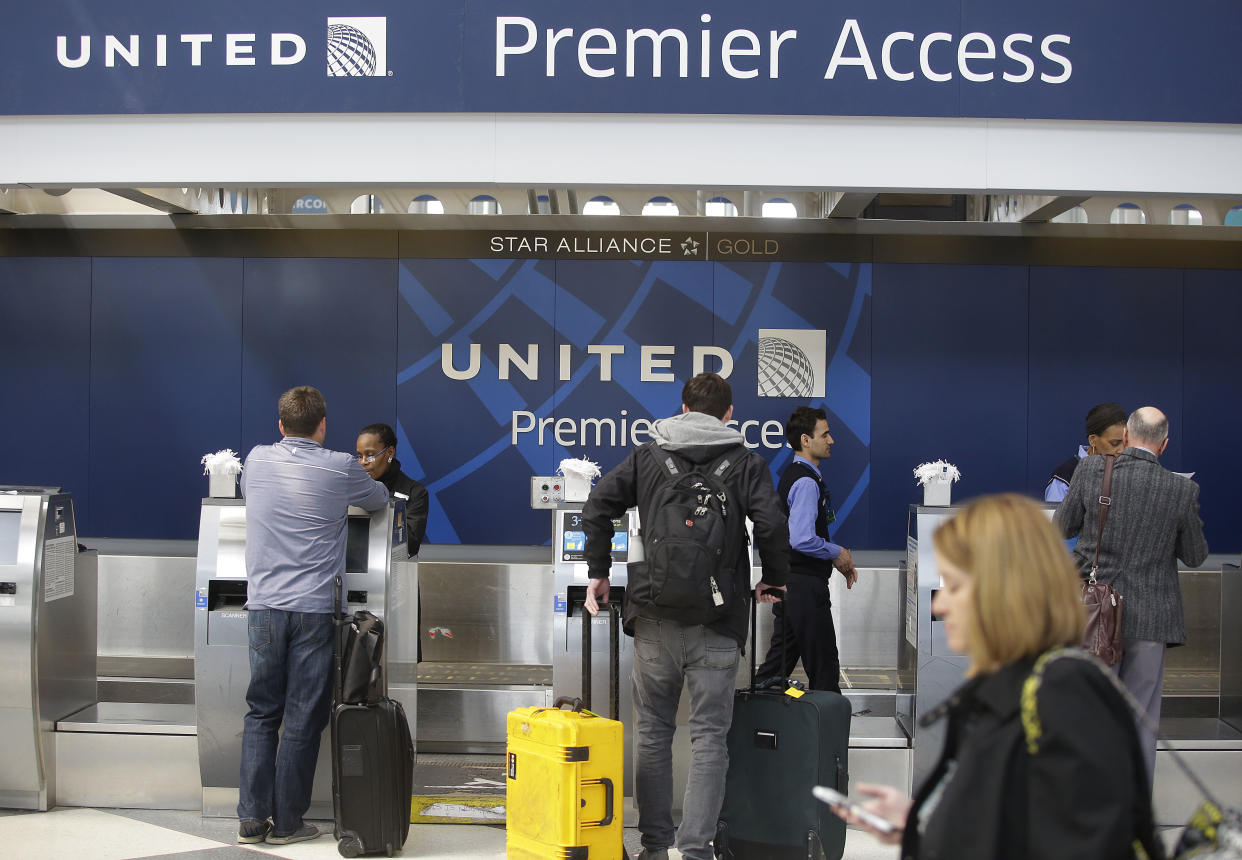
left=1081, top=453, right=1124, bottom=665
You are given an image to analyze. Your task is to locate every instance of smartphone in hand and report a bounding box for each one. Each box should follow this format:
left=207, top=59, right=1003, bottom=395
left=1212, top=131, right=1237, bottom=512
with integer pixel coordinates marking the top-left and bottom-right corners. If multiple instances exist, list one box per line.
left=812, top=785, right=897, bottom=834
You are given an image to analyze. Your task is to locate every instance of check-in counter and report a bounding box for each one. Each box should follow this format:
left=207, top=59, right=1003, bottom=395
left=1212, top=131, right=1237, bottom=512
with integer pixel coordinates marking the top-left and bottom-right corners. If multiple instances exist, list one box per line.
left=898, top=505, right=973, bottom=785
left=0, top=488, right=97, bottom=810
left=193, top=498, right=410, bottom=818
left=413, top=546, right=554, bottom=753
left=1153, top=559, right=1242, bottom=825
left=1224, top=561, right=1241, bottom=734
left=894, top=502, right=1242, bottom=821
left=31, top=517, right=1239, bottom=818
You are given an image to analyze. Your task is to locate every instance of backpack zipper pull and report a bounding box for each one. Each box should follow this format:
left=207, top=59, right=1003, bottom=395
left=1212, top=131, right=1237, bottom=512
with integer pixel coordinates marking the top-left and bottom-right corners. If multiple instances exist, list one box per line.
left=710, top=576, right=724, bottom=606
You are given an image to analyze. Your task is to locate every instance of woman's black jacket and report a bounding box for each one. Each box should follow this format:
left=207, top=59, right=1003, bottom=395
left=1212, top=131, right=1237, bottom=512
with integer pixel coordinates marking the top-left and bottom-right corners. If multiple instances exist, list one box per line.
left=903, top=652, right=1163, bottom=860
left=379, top=459, right=428, bottom=557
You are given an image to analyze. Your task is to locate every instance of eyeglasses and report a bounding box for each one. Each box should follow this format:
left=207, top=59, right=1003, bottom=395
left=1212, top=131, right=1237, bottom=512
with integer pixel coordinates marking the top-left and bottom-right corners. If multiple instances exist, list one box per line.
left=357, top=447, right=390, bottom=465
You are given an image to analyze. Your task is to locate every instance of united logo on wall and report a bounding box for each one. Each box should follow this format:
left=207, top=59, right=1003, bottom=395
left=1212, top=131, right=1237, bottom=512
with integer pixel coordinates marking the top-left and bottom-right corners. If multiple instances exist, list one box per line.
left=326, top=17, right=387, bottom=77
left=394, top=258, right=872, bottom=545
left=757, top=329, right=826, bottom=398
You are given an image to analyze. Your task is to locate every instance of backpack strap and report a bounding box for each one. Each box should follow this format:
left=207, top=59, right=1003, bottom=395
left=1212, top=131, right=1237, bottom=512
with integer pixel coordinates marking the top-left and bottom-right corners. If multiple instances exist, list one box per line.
left=646, top=443, right=746, bottom=488
left=707, top=448, right=748, bottom=571
left=1020, top=649, right=1062, bottom=754
left=706, top=447, right=746, bottom=485
left=647, top=442, right=688, bottom=481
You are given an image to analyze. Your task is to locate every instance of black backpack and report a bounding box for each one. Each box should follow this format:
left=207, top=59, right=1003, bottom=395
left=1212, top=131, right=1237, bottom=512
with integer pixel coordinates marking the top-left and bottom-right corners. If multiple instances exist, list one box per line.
left=635, top=443, right=747, bottom=625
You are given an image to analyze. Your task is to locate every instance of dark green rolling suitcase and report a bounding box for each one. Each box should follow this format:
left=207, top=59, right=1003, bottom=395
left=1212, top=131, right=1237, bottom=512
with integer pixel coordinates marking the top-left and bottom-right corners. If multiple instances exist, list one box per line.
left=715, top=603, right=851, bottom=860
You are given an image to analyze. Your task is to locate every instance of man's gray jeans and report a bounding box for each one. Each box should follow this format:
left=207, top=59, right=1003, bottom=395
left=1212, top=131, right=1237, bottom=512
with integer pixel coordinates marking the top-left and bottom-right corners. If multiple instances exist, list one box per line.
left=632, top=617, right=739, bottom=860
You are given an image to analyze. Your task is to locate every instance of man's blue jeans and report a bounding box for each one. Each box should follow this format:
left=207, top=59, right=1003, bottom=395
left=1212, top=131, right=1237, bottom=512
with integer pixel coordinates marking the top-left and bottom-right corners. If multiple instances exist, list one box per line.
left=632, top=617, right=740, bottom=860
left=238, top=609, right=334, bottom=835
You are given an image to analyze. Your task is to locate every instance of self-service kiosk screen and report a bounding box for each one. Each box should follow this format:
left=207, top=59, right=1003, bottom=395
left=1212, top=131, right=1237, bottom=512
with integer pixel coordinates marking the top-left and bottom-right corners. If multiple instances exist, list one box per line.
left=561, top=513, right=628, bottom=563
left=345, top=516, right=369, bottom=573
left=0, top=510, right=19, bottom=565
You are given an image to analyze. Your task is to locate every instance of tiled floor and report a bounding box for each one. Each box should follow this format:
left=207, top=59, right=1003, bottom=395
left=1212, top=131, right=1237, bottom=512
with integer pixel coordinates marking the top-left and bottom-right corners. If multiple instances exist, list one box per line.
left=0, top=806, right=901, bottom=860
left=0, top=806, right=1188, bottom=859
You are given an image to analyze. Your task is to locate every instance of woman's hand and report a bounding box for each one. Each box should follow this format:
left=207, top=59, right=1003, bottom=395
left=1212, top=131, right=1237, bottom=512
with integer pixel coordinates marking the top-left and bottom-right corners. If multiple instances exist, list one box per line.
left=846, top=782, right=910, bottom=845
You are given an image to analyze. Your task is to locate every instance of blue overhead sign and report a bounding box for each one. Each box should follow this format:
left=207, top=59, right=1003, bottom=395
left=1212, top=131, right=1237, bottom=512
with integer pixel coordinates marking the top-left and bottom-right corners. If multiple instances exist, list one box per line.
left=3, top=0, right=1239, bottom=123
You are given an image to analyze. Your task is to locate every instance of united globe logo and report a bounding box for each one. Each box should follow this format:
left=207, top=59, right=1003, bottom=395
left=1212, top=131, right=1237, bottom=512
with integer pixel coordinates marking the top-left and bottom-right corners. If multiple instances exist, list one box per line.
left=326, top=17, right=387, bottom=77
left=327, top=25, right=375, bottom=76
left=756, top=329, right=826, bottom=398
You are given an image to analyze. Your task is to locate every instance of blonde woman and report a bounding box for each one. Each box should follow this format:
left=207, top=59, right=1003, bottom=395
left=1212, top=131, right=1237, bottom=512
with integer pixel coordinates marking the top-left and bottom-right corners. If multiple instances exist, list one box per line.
left=836, top=494, right=1162, bottom=860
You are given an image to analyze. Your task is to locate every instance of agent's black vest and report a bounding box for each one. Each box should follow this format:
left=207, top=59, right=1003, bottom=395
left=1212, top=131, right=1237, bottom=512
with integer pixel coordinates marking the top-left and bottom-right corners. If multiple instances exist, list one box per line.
left=777, top=460, right=832, bottom=579
left=1046, top=453, right=1079, bottom=497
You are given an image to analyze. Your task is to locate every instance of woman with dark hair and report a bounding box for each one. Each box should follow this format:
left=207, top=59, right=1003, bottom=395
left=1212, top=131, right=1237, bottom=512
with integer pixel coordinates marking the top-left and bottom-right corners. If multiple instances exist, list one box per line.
left=1045, top=402, right=1128, bottom=502
left=832, top=494, right=1163, bottom=860
left=355, top=423, right=429, bottom=557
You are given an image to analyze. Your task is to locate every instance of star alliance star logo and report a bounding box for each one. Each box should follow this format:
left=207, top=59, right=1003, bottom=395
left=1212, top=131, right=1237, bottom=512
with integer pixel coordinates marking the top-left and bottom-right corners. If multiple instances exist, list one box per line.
left=681, top=236, right=700, bottom=256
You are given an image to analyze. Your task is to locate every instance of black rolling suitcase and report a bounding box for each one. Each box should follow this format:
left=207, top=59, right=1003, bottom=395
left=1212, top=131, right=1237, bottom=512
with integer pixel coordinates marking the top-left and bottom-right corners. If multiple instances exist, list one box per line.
left=715, top=600, right=851, bottom=860
left=331, top=576, right=414, bottom=858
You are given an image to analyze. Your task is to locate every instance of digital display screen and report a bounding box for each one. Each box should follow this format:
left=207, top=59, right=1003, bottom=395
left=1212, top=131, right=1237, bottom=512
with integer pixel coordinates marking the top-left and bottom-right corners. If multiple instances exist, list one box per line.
left=0, top=510, right=20, bottom=566
left=561, top=514, right=628, bottom=563
left=345, top=516, right=370, bottom=573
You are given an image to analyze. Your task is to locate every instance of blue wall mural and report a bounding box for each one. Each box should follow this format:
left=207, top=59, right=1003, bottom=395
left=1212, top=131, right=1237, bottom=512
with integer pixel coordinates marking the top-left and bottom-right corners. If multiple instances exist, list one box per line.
left=396, top=259, right=871, bottom=545
left=0, top=252, right=1236, bottom=553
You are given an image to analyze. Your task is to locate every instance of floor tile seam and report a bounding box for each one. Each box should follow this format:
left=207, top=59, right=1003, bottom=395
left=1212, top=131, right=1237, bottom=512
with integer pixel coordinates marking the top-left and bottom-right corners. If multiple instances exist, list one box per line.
left=89, top=808, right=239, bottom=851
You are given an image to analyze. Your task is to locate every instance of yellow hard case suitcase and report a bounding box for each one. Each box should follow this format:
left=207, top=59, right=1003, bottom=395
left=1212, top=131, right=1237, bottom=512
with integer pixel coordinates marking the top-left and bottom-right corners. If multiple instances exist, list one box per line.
left=506, top=600, right=626, bottom=860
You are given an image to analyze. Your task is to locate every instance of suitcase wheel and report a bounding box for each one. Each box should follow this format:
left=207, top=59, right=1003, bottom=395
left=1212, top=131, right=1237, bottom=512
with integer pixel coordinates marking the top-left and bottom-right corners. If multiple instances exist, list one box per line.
left=337, top=836, right=362, bottom=858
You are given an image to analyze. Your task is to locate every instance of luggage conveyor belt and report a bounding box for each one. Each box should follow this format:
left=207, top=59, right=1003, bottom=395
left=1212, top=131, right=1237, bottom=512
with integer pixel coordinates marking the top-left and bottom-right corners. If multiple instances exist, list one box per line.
left=394, top=662, right=554, bottom=757
left=411, top=662, right=553, bottom=687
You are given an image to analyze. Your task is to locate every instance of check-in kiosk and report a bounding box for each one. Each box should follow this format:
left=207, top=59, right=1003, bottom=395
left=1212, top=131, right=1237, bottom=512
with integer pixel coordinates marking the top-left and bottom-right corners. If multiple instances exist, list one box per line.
left=194, top=498, right=406, bottom=818
left=897, top=505, right=970, bottom=785
left=898, top=502, right=1061, bottom=785
left=0, top=488, right=97, bottom=810
left=551, top=507, right=639, bottom=794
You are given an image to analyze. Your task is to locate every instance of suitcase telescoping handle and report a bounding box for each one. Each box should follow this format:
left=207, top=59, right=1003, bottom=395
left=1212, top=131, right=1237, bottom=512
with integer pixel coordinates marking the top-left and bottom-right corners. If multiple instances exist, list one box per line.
left=747, top=588, right=790, bottom=694
left=579, top=597, right=622, bottom=722
left=333, top=574, right=345, bottom=705
left=749, top=589, right=758, bottom=690
left=330, top=574, right=344, bottom=835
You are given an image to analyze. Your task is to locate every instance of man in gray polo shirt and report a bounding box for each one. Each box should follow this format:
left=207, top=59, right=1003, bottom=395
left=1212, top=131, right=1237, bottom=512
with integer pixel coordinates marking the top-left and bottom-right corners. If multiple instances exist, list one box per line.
left=237, top=386, right=388, bottom=845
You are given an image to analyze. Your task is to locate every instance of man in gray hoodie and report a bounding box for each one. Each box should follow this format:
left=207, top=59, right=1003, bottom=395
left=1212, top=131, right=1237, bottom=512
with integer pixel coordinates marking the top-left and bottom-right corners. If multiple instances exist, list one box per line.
left=582, top=372, right=790, bottom=860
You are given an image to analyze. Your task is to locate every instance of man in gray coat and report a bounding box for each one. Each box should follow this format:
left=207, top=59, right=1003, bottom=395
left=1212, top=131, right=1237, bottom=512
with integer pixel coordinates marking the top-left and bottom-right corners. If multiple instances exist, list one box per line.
left=1054, top=406, right=1208, bottom=785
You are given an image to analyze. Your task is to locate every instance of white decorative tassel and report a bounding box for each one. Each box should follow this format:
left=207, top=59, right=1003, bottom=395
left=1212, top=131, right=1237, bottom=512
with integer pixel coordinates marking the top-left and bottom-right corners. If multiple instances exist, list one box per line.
left=558, top=458, right=602, bottom=503
left=914, top=460, right=960, bottom=506
left=201, top=449, right=243, bottom=476
left=913, top=460, right=960, bottom=486
left=202, top=449, right=243, bottom=498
